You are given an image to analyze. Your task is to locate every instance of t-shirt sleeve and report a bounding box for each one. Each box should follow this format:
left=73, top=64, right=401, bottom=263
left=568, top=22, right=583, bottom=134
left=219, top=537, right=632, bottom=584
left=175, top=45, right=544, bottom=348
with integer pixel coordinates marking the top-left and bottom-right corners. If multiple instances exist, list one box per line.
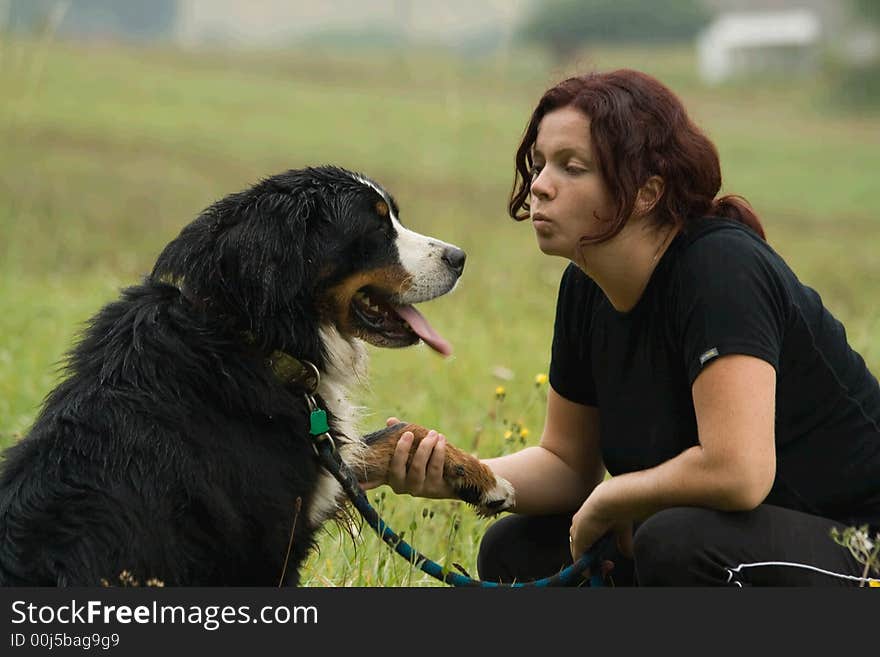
left=674, top=233, right=790, bottom=387
left=549, top=265, right=598, bottom=406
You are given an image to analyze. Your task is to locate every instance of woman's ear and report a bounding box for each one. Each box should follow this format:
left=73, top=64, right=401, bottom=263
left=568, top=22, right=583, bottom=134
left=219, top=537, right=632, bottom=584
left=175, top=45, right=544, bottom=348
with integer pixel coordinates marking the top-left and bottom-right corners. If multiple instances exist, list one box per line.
left=635, top=175, right=664, bottom=217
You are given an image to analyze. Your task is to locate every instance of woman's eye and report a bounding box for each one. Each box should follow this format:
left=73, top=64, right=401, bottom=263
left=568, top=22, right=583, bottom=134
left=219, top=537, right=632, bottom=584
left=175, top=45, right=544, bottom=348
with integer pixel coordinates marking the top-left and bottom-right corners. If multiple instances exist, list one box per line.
left=530, top=165, right=543, bottom=179
left=565, top=164, right=586, bottom=175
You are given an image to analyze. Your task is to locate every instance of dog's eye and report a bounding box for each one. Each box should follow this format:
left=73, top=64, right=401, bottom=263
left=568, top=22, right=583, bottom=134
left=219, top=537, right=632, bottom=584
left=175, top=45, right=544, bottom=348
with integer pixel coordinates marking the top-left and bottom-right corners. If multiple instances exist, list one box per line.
left=375, top=200, right=389, bottom=218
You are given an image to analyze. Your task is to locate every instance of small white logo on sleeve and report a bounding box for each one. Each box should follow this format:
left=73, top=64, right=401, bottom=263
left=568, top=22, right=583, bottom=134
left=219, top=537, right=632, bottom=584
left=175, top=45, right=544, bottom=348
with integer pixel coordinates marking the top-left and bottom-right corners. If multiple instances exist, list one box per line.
left=699, top=347, right=720, bottom=365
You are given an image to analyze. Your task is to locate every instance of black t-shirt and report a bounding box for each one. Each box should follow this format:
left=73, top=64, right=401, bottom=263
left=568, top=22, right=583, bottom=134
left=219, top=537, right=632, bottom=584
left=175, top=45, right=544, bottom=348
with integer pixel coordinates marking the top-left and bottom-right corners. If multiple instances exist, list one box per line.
left=549, top=217, right=880, bottom=530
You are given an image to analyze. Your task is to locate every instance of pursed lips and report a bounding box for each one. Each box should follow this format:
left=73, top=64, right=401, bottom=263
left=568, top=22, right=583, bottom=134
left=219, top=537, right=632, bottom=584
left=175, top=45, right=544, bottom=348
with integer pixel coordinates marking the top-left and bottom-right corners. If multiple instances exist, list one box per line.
left=531, top=211, right=552, bottom=225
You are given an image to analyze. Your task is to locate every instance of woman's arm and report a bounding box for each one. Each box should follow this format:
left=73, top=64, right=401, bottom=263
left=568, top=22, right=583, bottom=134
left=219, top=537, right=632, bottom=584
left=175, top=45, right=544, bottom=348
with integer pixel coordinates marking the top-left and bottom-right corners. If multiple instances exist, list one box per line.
left=570, top=354, right=776, bottom=558
left=483, top=386, right=604, bottom=514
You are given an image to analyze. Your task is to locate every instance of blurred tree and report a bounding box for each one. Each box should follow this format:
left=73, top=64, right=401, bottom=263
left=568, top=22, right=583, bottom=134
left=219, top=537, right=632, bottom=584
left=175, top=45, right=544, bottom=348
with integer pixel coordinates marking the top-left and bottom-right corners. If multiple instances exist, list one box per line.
left=852, top=0, right=880, bottom=25
left=518, top=0, right=710, bottom=61
left=8, top=0, right=178, bottom=40
left=836, top=0, right=880, bottom=109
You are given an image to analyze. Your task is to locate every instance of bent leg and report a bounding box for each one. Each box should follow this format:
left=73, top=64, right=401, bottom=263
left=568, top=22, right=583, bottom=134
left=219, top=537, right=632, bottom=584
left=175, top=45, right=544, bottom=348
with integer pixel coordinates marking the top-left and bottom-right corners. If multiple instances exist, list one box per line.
left=477, top=514, right=573, bottom=583
left=633, top=504, right=871, bottom=586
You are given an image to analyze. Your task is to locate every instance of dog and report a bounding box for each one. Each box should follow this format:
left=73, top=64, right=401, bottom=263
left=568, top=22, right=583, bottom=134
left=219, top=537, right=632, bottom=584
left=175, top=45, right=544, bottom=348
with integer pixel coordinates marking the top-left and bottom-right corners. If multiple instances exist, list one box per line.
left=0, top=166, right=514, bottom=586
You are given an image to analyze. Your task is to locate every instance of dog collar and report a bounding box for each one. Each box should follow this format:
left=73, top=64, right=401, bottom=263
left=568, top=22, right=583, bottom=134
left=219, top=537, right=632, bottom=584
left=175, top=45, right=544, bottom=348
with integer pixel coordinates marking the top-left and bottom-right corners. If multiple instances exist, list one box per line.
left=239, top=329, right=317, bottom=390
left=264, top=352, right=334, bottom=450
left=266, top=350, right=320, bottom=389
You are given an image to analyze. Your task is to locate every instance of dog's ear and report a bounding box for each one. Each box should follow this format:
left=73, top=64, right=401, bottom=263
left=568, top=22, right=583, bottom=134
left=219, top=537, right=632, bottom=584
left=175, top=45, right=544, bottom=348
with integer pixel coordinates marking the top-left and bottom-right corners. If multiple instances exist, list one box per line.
left=152, top=186, right=324, bottom=352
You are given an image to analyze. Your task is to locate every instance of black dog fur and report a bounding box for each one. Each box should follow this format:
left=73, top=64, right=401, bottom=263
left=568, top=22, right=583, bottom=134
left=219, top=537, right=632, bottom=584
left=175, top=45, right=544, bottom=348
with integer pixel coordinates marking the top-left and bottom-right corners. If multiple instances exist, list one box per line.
left=0, top=166, right=456, bottom=586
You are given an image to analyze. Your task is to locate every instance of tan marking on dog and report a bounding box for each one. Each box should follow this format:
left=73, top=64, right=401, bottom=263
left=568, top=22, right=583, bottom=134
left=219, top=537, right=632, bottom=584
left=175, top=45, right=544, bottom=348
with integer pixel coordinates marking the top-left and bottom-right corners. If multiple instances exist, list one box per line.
left=320, top=266, right=412, bottom=336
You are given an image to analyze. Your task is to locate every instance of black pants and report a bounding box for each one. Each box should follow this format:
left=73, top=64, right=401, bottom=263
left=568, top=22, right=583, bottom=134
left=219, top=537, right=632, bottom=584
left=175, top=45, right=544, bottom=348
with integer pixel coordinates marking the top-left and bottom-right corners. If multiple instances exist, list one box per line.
left=476, top=504, right=874, bottom=586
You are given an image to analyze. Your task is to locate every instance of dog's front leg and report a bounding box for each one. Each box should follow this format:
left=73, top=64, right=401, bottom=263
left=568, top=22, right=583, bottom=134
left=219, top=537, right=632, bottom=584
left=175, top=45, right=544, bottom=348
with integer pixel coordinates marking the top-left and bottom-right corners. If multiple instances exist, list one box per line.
left=358, top=423, right=515, bottom=516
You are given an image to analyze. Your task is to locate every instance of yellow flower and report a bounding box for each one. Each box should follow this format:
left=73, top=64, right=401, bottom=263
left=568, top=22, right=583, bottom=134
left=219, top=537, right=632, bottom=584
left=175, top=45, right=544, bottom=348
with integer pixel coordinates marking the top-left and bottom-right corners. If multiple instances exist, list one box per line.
left=495, top=386, right=506, bottom=399
left=504, top=430, right=513, bottom=440
left=869, top=580, right=880, bottom=588
left=520, top=428, right=530, bottom=439
left=534, top=373, right=549, bottom=386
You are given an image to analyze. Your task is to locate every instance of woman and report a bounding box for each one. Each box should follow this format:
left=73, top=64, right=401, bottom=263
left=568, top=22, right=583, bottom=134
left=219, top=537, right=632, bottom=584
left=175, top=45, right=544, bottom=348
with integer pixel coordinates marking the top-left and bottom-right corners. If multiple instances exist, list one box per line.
left=371, top=70, right=880, bottom=586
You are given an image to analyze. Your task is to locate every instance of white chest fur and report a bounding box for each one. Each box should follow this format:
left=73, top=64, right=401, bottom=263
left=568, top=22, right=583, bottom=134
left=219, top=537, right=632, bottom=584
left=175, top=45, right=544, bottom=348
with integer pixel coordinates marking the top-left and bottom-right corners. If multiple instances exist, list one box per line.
left=306, top=325, right=369, bottom=528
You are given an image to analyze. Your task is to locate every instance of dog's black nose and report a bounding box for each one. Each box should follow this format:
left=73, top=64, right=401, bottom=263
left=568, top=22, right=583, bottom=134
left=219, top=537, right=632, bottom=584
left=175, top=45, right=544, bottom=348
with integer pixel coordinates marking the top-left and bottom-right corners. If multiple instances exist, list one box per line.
left=442, top=247, right=466, bottom=275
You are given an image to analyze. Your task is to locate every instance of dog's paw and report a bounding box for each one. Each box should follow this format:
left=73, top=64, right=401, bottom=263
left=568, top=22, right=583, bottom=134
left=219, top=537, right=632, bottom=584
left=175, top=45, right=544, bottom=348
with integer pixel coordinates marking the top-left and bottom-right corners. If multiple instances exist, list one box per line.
left=473, top=475, right=515, bottom=517
left=441, top=443, right=516, bottom=517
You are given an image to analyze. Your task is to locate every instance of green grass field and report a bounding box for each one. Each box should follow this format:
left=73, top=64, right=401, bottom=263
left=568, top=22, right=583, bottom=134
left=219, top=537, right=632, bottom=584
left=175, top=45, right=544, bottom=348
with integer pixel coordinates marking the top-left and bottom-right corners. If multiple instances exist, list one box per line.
left=1, top=37, right=878, bottom=586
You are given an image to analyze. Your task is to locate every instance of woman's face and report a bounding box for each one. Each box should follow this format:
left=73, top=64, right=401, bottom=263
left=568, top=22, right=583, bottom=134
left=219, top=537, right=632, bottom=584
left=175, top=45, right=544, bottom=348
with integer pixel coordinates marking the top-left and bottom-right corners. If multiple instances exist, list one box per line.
left=529, top=106, right=615, bottom=262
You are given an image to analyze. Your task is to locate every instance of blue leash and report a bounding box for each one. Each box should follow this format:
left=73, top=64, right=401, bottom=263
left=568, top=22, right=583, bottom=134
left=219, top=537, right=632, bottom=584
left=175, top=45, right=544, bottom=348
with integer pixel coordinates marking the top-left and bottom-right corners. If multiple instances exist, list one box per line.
left=313, top=437, right=603, bottom=587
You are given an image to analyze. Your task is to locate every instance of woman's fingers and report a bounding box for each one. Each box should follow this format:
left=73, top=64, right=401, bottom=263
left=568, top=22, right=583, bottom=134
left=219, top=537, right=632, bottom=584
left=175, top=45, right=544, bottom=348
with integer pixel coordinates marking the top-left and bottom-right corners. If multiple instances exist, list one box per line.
left=405, top=431, right=439, bottom=492
left=383, top=428, right=447, bottom=497
left=426, top=434, right=446, bottom=486
left=386, top=431, right=414, bottom=493
left=386, top=417, right=401, bottom=427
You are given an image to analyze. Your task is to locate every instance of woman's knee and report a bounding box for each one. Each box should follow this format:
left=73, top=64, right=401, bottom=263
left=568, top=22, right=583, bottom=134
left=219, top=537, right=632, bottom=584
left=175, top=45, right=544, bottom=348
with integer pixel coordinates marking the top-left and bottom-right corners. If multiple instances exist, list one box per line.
left=477, top=514, right=571, bottom=582
left=633, top=507, right=730, bottom=585
left=476, top=515, right=518, bottom=581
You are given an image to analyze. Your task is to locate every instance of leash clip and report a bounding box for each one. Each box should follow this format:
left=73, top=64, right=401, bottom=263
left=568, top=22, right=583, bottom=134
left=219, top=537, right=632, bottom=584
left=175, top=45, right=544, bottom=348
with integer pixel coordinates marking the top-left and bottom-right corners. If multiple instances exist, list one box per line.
left=304, top=381, right=336, bottom=456
left=310, top=431, right=336, bottom=457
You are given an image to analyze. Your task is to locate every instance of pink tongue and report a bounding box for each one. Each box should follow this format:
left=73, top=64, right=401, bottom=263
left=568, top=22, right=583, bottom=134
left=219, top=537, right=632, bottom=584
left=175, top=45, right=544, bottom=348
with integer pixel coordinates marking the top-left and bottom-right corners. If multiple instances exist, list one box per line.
left=393, top=304, right=452, bottom=357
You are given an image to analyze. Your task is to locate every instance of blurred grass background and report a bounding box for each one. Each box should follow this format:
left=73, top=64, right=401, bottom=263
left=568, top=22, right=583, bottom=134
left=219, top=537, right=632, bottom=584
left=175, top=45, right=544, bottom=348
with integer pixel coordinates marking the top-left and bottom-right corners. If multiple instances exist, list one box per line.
left=1, top=34, right=878, bottom=586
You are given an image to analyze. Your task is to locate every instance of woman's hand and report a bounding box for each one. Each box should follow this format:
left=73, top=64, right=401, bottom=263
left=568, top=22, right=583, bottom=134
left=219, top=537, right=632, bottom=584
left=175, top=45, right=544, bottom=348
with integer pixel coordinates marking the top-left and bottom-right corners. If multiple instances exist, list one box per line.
left=360, top=417, right=456, bottom=500
left=569, top=480, right=633, bottom=563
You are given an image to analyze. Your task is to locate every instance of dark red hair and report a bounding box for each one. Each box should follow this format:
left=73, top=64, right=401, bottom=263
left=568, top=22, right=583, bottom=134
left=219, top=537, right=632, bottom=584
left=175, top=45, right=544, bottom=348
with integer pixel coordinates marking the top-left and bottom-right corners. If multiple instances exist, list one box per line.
left=509, top=69, right=765, bottom=241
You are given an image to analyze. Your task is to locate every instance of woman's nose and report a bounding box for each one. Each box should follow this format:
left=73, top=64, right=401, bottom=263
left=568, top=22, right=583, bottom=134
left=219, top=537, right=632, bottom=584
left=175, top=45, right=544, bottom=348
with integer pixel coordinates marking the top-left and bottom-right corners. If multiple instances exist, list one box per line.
left=530, top=169, right=553, bottom=201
